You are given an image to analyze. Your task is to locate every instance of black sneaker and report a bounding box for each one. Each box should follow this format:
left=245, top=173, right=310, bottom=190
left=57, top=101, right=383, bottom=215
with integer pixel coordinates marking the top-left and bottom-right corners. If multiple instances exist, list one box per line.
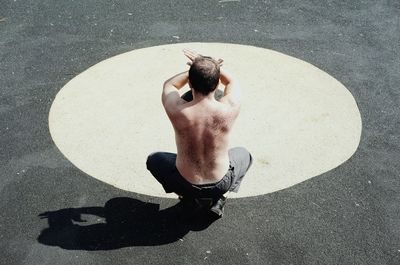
left=209, top=196, right=227, bottom=218
left=178, top=195, right=227, bottom=220
left=178, top=195, right=197, bottom=209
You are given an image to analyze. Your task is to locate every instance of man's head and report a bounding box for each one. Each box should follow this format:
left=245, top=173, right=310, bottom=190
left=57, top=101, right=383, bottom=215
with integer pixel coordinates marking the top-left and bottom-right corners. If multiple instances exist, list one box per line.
left=189, top=57, right=220, bottom=96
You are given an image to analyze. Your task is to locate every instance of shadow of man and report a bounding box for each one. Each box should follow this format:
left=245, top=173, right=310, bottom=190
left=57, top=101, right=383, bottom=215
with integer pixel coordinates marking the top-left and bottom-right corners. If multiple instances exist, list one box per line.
left=38, top=197, right=216, bottom=250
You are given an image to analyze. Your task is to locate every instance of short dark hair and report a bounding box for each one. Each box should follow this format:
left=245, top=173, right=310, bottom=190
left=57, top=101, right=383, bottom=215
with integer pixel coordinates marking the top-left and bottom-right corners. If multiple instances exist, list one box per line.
left=189, top=57, right=220, bottom=96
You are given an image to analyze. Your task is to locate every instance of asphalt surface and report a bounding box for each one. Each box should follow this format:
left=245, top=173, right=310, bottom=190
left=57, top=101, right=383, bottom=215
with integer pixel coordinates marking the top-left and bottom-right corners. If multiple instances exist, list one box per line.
left=1, top=0, right=399, bottom=264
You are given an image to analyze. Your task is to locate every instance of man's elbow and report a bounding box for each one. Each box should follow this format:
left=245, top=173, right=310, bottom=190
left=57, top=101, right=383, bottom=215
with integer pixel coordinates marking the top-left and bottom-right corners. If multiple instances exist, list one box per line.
left=161, top=92, right=168, bottom=107
left=163, top=80, right=171, bottom=88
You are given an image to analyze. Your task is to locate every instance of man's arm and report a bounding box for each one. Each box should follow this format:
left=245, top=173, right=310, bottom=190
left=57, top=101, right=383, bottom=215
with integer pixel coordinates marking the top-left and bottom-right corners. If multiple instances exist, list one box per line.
left=219, top=68, right=241, bottom=107
left=162, top=71, right=188, bottom=111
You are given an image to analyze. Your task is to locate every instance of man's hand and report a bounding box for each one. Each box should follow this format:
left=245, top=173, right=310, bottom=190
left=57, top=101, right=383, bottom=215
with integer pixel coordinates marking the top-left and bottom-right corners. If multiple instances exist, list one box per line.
left=183, top=49, right=201, bottom=65
left=183, top=49, right=223, bottom=67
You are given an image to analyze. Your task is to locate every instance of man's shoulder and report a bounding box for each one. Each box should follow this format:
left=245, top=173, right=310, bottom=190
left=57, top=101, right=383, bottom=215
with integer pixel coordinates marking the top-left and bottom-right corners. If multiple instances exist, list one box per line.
left=165, top=103, right=193, bottom=128
left=164, top=98, right=190, bottom=116
left=215, top=100, right=240, bottom=118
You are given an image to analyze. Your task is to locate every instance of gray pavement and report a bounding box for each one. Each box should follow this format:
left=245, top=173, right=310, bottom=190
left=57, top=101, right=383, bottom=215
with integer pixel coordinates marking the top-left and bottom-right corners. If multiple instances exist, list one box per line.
left=1, top=0, right=399, bottom=264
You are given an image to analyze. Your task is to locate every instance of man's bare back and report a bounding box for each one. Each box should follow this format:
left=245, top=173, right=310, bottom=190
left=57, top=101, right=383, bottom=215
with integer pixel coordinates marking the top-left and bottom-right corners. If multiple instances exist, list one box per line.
left=169, top=95, right=239, bottom=184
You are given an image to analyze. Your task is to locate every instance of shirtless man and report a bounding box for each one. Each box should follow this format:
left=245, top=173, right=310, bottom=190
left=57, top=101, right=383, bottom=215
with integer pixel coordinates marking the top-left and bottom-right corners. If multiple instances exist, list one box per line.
left=146, top=49, right=252, bottom=218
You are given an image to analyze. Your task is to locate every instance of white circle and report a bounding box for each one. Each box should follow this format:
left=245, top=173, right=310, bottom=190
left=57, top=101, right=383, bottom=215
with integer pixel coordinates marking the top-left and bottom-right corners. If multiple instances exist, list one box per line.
left=49, top=43, right=362, bottom=198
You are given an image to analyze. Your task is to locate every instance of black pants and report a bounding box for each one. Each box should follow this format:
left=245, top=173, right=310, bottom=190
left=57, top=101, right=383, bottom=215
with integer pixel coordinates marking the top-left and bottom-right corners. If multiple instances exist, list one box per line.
left=146, top=147, right=253, bottom=199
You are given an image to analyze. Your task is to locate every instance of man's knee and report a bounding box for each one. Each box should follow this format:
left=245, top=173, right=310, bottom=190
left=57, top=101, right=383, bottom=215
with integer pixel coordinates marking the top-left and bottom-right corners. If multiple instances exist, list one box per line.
left=230, top=146, right=249, bottom=155
left=247, top=152, right=253, bottom=171
left=230, top=147, right=252, bottom=162
left=229, top=147, right=253, bottom=175
left=146, top=152, right=160, bottom=171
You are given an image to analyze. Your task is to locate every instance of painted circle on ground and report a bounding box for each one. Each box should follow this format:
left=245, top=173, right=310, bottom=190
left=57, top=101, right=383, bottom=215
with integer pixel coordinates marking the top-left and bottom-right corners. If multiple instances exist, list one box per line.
left=49, top=43, right=362, bottom=198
